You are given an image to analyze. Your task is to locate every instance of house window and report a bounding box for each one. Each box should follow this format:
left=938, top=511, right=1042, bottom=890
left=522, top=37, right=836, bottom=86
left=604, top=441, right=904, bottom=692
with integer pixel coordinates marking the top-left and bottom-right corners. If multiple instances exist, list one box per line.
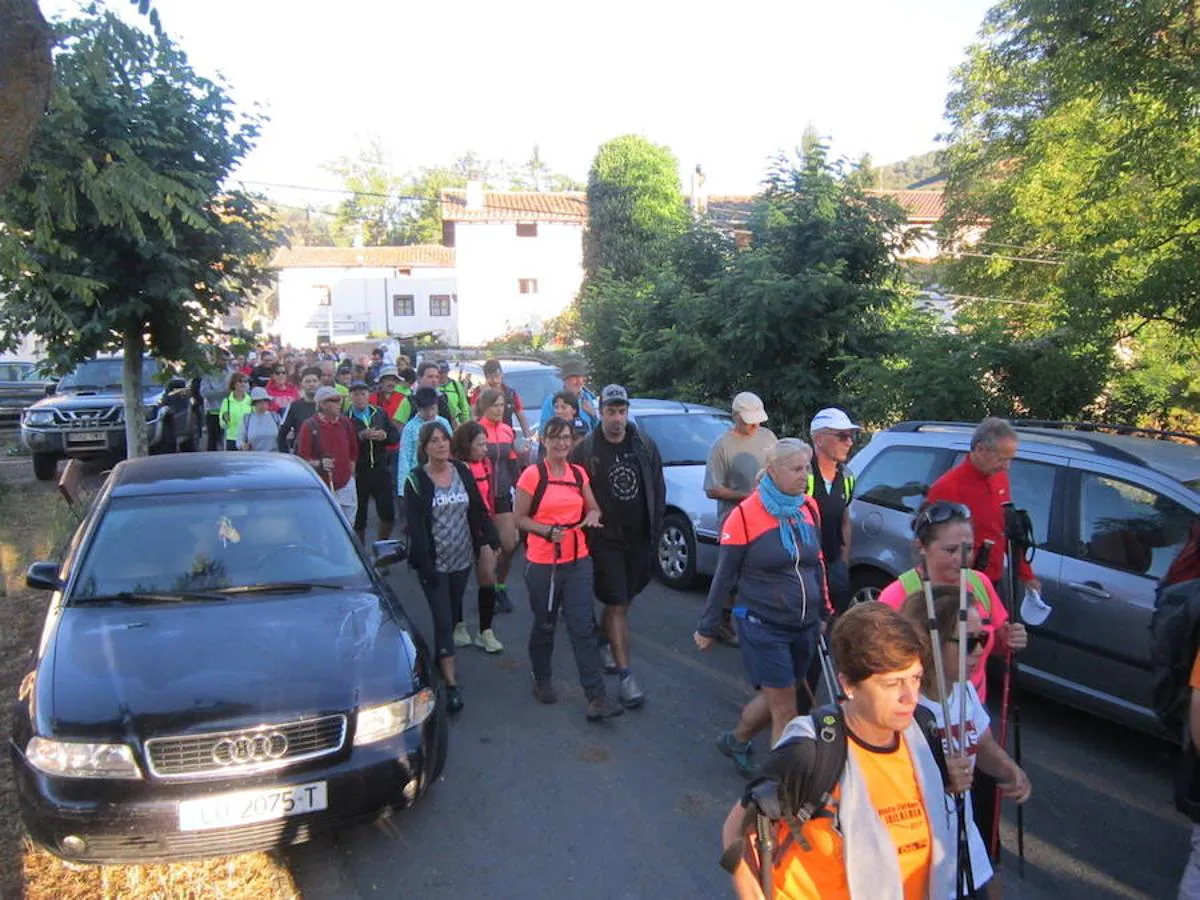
left=516, top=222, right=538, bottom=238
left=430, top=294, right=451, bottom=317
left=442, top=220, right=456, bottom=247
left=518, top=278, right=539, bottom=294
left=392, top=295, right=414, bottom=317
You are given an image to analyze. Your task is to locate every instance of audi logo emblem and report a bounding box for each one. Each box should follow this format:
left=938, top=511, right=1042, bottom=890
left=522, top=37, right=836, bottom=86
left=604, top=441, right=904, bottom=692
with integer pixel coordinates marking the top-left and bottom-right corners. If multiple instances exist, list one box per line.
left=212, top=732, right=288, bottom=766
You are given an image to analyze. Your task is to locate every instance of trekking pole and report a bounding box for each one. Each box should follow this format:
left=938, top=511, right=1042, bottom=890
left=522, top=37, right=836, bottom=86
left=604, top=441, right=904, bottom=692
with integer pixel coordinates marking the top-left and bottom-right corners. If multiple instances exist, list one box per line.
left=992, top=503, right=1027, bottom=876
left=817, top=631, right=844, bottom=704
left=547, top=527, right=561, bottom=614
left=755, top=805, right=774, bottom=898
left=957, top=543, right=978, bottom=900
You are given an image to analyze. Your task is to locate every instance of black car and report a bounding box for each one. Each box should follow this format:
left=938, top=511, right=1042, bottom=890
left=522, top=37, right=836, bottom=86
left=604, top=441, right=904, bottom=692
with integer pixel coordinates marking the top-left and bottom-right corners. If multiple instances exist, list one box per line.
left=20, top=356, right=200, bottom=482
left=12, top=453, right=447, bottom=864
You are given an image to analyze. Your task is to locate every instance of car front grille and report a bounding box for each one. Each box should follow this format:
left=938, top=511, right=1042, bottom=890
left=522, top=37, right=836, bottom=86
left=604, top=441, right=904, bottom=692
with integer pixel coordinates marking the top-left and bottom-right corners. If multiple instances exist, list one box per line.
left=145, top=714, right=347, bottom=780
left=71, top=816, right=327, bottom=863
left=58, top=406, right=121, bottom=428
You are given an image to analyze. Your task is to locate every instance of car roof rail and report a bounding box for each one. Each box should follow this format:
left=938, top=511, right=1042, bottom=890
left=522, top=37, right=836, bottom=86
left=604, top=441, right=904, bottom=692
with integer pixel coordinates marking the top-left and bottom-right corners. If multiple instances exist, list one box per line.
left=890, top=419, right=1197, bottom=467
left=1009, top=419, right=1200, bottom=445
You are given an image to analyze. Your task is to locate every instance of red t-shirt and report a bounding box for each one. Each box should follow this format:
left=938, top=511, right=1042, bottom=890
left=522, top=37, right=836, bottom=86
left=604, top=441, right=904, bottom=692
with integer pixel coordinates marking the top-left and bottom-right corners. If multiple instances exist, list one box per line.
left=925, top=456, right=1034, bottom=584
left=296, top=414, right=359, bottom=490
left=266, top=381, right=299, bottom=414
left=468, top=458, right=495, bottom=516
left=516, top=462, right=589, bottom=564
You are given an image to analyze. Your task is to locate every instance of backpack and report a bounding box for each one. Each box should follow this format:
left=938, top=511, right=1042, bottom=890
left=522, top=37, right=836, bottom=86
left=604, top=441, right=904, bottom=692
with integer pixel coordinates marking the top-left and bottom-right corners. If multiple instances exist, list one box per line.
left=897, top=568, right=993, bottom=617
left=528, top=460, right=585, bottom=519
left=1150, top=577, right=1200, bottom=738
left=720, top=703, right=948, bottom=875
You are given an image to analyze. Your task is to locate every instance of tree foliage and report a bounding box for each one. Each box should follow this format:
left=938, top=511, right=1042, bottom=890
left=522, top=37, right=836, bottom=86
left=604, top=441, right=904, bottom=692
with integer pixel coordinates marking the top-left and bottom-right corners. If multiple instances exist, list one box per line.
left=940, top=0, right=1200, bottom=426
left=0, top=8, right=279, bottom=456
left=578, top=141, right=912, bottom=434
left=582, top=135, right=689, bottom=283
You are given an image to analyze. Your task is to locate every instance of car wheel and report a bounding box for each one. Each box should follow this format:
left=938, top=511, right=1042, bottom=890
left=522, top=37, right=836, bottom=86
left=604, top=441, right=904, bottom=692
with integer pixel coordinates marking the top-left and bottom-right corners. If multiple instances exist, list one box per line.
left=31, top=453, right=58, bottom=482
left=849, top=568, right=892, bottom=606
left=656, top=512, right=697, bottom=590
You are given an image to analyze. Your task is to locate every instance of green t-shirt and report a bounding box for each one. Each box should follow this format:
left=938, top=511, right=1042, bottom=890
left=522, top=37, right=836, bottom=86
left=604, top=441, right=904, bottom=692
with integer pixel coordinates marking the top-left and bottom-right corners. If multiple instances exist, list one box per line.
left=219, top=394, right=253, bottom=439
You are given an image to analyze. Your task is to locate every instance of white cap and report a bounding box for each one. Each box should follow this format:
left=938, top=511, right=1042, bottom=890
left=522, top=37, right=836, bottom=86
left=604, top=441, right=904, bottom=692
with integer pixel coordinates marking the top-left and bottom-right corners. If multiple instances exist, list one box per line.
left=810, top=407, right=861, bottom=433
left=731, top=392, right=768, bottom=425
left=315, top=386, right=342, bottom=405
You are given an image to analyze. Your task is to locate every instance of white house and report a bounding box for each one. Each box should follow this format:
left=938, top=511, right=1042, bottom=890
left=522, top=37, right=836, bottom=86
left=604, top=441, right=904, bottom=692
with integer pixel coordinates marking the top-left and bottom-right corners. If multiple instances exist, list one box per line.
left=271, top=245, right=457, bottom=348
left=440, top=185, right=586, bottom=346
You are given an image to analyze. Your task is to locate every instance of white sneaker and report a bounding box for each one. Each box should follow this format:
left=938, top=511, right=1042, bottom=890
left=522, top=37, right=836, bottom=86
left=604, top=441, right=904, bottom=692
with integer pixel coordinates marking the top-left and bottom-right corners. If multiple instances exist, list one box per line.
left=601, top=644, right=618, bottom=674
left=453, top=622, right=472, bottom=647
left=474, top=628, right=504, bottom=654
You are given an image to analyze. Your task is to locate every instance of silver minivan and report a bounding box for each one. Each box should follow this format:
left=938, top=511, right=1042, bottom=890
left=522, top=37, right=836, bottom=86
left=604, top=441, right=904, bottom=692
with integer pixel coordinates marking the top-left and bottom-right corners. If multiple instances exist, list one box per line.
left=846, top=422, right=1200, bottom=734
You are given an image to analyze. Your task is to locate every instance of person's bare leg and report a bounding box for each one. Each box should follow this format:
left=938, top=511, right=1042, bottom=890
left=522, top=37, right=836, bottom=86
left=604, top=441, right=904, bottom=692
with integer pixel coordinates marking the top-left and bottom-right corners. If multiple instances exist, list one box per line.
left=603, top=604, right=632, bottom=669
left=494, top=513, right=518, bottom=583
left=760, top=685, right=799, bottom=745
left=732, top=693, right=772, bottom=744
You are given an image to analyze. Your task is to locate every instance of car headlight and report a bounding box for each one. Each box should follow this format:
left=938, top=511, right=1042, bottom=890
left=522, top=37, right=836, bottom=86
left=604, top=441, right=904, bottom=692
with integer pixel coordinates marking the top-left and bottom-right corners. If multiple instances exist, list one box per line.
left=25, top=737, right=142, bottom=779
left=23, top=410, right=54, bottom=427
left=353, top=688, right=436, bottom=746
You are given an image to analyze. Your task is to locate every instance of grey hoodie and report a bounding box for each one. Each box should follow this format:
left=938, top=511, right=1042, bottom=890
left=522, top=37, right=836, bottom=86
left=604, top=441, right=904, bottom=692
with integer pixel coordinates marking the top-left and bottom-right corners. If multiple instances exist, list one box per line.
left=200, top=368, right=233, bottom=409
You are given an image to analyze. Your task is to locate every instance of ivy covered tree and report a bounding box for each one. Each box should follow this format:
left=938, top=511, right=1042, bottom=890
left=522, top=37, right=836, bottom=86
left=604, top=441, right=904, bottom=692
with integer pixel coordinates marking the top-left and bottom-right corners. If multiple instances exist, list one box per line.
left=0, top=8, right=279, bottom=457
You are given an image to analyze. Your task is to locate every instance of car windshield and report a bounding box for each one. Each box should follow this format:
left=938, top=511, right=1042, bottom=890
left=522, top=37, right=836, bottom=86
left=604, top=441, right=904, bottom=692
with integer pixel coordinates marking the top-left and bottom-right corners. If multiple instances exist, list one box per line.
left=58, top=358, right=159, bottom=391
left=635, top=412, right=733, bottom=466
left=70, top=489, right=369, bottom=600
left=504, top=369, right=562, bottom=423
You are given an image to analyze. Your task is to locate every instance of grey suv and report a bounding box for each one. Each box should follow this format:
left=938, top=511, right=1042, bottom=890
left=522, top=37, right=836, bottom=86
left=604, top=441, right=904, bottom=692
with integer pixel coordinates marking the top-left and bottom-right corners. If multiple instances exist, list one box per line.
left=846, top=421, right=1200, bottom=734
left=21, top=356, right=198, bottom=481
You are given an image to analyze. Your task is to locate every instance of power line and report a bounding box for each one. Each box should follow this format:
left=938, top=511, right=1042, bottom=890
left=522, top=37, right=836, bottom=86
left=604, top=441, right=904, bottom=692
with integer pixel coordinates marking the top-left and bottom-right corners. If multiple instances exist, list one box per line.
left=953, top=250, right=1064, bottom=266
left=918, top=290, right=1049, bottom=307
left=974, top=239, right=1068, bottom=259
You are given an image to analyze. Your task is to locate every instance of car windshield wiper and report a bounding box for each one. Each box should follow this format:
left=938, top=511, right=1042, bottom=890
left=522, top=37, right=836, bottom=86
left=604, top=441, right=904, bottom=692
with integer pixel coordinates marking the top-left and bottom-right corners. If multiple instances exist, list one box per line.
left=75, top=590, right=229, bottom=605
left=214, top=582, right=353, bottom=595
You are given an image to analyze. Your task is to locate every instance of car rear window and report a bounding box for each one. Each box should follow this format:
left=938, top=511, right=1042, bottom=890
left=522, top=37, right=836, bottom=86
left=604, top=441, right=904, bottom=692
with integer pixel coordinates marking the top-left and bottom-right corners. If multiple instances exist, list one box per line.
left=635, top=413, right=733, bottom=466
left=854, top=446, right=943, bottom=513
left=70, top=489, right=367, bottom=599
left=1075, top=472, right=1199, bottom=579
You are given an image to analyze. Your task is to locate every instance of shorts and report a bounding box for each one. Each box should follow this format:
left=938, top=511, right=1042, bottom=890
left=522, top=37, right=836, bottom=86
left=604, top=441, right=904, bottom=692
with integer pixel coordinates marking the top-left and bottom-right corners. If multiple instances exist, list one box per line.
left=736, top=612, right=819, bottom=691
left=591, top=540, right=652, bottom=607
left=493, top=492, right=514, bottom=515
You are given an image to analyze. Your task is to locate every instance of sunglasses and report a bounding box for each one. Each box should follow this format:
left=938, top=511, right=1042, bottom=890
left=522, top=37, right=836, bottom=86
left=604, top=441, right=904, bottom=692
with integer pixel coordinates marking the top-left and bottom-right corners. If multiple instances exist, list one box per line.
left=950, top=632, right=989, bottom=653
left=912, top=501, right=972, bottom=535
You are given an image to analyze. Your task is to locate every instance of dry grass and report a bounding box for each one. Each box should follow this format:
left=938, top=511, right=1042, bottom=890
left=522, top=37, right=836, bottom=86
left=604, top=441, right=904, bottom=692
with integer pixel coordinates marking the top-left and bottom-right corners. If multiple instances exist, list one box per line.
left=0, top=466, right=300, bottom=900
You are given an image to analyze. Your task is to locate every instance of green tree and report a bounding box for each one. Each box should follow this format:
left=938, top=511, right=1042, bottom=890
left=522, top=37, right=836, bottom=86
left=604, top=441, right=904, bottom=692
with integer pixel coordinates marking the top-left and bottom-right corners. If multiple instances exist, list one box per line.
left=582, top=135, right=689, bottom=282
left=0, top=8, right=279, bottom=457
left=941, top=0, right=1200, bottom=421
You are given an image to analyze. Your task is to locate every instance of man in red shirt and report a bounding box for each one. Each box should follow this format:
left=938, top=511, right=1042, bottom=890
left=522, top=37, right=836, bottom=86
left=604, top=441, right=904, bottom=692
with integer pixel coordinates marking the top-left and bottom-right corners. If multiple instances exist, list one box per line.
left=925, top=417, right=1039, bottom=596
left=297, top=386, right=360, bottom=522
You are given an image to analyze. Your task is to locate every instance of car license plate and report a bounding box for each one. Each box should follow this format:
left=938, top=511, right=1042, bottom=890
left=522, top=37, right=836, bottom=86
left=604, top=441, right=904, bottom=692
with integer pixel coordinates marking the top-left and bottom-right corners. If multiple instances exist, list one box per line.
left=178, top=781, right=327, bottom=832
left=66, top=431, right=105, bottom=443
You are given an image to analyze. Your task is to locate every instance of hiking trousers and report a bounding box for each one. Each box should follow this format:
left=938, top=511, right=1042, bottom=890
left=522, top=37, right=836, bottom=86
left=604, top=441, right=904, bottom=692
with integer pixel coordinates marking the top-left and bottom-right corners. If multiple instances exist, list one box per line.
left=525, top=557, right=605, bottom=699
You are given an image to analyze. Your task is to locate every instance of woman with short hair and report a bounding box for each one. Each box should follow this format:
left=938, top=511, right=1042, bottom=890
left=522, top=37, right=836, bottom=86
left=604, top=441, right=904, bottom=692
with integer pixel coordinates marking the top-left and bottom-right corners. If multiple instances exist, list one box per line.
left=720, top=602, right=972, bottom=900
left=218, top=373, right=251, bottom=451
left=695, top=438, right=830, bottom=775
left=404, top=420, right=500, bottom=714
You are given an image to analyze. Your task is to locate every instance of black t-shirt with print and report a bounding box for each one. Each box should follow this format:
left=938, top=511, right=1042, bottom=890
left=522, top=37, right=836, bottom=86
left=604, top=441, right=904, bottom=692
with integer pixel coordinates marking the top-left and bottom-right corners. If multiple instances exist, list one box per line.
left=592, top=431, right=647, bottom=543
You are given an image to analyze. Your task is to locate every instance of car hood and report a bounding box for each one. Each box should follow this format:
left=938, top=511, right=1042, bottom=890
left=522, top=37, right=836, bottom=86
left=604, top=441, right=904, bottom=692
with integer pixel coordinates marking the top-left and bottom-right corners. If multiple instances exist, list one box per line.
left=31, top=389, right=159, bottom=410
left=45, top=590, right=418, bottom=740
left=663, top=464, right=719, bottom=536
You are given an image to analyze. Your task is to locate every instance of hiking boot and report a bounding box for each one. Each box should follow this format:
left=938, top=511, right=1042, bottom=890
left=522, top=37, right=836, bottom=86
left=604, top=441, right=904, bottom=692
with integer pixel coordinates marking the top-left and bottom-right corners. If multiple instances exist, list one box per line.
left=715, top=620, right=740, bottom=647
left=532, top=676, right=558, bottom=704
left=717, top=730, right=755, bottom=777
left=601, top=643, right=619, bottom=675
left=446, top=685, right=464, bottom=714
left=474, top=628, right=504, bottom=654
left=619, top=672, right=645, bottom=709
left=494, top=587, right=514, bottom=614
left=453, top=622, right=472, bottom=648
left=586, top=694, right=624, bottom=721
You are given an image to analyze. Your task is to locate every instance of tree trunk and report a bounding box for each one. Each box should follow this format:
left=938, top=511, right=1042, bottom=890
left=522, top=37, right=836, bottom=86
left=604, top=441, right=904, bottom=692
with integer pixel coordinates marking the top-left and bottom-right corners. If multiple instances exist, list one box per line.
left=123, top=330, right=149, bottom=459
left=0, top=0, right=53, bottom=193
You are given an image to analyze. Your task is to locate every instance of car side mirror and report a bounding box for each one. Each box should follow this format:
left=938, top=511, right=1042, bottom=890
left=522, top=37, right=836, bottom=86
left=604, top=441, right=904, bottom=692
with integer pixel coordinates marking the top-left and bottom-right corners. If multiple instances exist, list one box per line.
left=26, top=561, right=61, bottom=591
left=372, top=539, right=407, bottom=568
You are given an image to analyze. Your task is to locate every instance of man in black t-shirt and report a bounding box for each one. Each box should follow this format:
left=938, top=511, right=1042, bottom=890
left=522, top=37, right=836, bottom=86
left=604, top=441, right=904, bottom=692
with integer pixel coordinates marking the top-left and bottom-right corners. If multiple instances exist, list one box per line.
left=570, top=385, right=665, bottom=710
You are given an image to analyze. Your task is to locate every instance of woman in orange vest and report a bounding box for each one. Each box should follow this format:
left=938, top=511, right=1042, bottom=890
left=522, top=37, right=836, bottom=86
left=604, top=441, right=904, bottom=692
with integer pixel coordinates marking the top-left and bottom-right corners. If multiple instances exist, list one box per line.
left=451, top=421, right=503, bottom=654
left=477, top=387, right=521, bottom=613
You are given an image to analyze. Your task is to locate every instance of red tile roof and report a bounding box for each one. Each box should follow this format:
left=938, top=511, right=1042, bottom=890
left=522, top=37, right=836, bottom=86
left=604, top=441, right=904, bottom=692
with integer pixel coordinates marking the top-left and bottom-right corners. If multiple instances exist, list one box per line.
left=270, top=245, right=455, bottom=269
left=864, top=189, right=944, bottom=222
left=440, top=190, right=587, bottom=223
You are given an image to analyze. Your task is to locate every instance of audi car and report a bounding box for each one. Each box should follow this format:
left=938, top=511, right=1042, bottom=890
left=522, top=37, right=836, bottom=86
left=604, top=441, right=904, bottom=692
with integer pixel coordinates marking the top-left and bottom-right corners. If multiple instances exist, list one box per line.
left=12, top=453, right=446, bottom=863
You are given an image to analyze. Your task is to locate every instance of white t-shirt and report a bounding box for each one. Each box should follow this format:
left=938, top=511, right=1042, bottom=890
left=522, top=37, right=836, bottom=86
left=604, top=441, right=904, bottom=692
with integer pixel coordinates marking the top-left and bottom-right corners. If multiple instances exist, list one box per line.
left=919, top=681, right=995, bottom=895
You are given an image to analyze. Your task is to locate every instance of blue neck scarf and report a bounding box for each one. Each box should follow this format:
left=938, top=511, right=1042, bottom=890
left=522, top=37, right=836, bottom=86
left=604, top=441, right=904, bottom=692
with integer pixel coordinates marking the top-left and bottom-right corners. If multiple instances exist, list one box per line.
left=758, top=474, right=808, bottom=558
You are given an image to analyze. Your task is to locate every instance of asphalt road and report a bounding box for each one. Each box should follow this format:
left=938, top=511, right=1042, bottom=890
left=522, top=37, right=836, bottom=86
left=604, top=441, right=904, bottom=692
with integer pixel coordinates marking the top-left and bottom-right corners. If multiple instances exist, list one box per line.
left=278, top=560, right=1191, bottom=900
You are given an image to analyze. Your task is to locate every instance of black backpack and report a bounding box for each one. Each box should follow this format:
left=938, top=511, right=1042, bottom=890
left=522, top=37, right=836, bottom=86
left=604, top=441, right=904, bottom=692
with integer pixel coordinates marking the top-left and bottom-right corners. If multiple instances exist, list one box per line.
left=528, top=460, right=585, bottom=519
left=720, top=704, right=948, bottom=876
left=1150, top=578, right=1200, bottom=739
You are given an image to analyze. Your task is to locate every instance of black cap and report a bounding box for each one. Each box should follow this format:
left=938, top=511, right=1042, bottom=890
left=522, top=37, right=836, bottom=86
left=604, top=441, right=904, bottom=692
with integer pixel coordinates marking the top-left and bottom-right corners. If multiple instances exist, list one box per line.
left=350, top=381, right=371, bottom=392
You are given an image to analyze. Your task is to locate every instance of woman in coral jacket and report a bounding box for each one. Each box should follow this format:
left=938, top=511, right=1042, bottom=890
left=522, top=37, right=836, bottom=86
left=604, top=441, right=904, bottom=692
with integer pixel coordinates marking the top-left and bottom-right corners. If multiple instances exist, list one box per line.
left=476, top=387, right=521, bottom=613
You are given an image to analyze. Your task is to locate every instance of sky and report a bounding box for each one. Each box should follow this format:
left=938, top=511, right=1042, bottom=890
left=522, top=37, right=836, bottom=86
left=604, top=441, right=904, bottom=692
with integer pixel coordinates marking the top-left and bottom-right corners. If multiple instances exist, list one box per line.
left=50, top=0, right=995, bottom=206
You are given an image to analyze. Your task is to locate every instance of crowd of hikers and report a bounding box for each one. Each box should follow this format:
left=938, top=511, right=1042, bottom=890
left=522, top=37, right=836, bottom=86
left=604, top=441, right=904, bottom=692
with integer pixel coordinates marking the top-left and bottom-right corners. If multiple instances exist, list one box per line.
left=197, top=343, right=1200, bottom=899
